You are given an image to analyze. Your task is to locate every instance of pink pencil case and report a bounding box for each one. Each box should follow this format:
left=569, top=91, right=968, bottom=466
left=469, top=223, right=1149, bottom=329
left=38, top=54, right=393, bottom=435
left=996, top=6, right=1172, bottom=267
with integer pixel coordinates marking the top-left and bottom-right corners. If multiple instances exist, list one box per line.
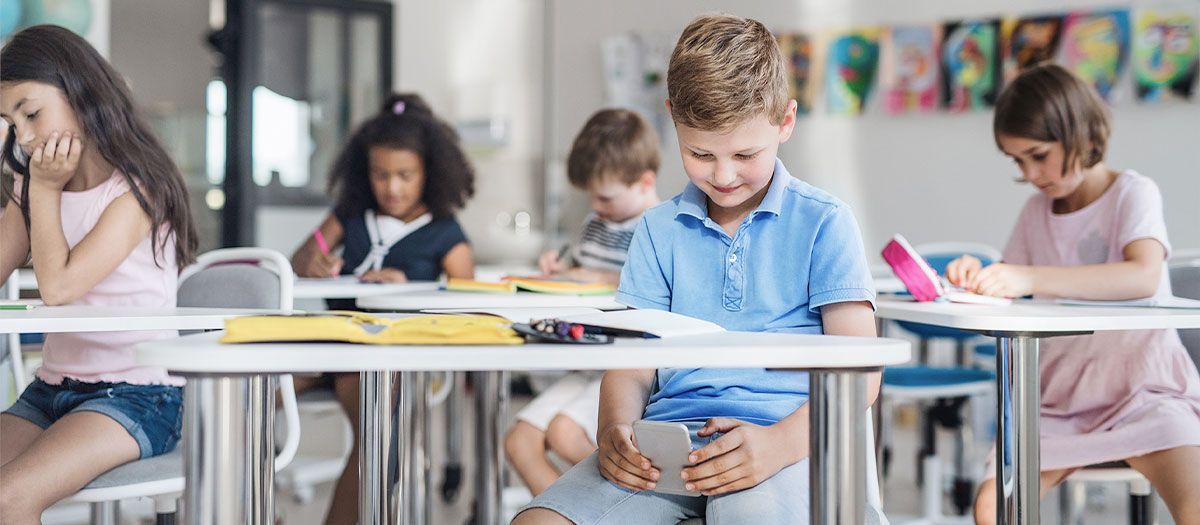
left=881, top=234, right=943, bottom=302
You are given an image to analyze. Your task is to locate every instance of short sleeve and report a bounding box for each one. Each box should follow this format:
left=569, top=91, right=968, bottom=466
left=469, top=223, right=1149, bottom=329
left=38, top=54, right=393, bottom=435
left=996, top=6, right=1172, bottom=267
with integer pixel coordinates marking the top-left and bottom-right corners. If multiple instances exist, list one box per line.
left=615, top=217, right=671, bottom=310
left=1002, top=199, right=1036, bottom=265
left=434, top=218, right=469, bottom=258
left=1115, top=176, right=1171, bottom=259
left=807, top=206, right=875, bottom=312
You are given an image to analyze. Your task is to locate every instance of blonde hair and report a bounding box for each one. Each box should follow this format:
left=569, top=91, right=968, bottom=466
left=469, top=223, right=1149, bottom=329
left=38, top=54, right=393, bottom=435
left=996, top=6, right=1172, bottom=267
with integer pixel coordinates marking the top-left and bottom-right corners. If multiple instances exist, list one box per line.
left=667, top=14, right=789, bottom=132
left=567, top=109, right=660, bottom=188
left=993, top=63, right=1111, bottom=174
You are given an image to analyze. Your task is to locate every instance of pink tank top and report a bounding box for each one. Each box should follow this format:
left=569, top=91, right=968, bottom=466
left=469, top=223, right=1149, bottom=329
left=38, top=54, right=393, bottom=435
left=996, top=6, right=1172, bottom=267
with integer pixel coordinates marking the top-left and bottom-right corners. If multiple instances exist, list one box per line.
left=25, top=173, right=182, bottom=386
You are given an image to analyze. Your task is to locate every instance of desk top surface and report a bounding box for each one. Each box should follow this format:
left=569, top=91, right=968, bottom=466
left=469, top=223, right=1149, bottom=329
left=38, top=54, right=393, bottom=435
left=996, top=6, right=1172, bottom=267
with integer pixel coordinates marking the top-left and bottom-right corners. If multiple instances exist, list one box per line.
left=0, top=306, right=286, bottom=334
left=136, top=330, right=911, bottom=373
left=875, top=297, right=1200, bottom=333
left=357, top=290, right=627, bottom=311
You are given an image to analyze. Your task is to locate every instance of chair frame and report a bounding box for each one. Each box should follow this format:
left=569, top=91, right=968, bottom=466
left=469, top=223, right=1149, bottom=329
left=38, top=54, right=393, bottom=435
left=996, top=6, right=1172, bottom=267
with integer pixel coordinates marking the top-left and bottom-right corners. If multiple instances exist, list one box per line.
left=55, top=248, right=300, bottom=524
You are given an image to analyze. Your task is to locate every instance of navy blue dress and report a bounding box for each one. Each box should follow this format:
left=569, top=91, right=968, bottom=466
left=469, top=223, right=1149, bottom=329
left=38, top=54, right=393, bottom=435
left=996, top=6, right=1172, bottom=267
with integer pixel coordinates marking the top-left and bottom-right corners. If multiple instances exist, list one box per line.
left=327, top=211, right=468, bottom=309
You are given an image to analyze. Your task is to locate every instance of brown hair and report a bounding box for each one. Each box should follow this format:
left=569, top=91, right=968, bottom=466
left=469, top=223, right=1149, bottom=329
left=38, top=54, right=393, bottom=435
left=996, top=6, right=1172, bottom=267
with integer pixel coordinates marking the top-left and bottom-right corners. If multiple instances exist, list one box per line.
left=667, top=14, right=789, bottom=132
left=1, top=25, right=197, bottom=268
left=993, top=63, right=1111, bottom=174
left=566, top=108, right=659, bottom=189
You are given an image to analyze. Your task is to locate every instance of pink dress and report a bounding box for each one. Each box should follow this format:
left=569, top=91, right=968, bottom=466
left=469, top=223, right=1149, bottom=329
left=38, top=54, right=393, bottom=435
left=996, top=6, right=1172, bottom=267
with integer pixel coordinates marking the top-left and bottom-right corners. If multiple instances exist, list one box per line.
left=988, top=170, right=1200, bottom=475
left=20, top=173, right=182, bottom=386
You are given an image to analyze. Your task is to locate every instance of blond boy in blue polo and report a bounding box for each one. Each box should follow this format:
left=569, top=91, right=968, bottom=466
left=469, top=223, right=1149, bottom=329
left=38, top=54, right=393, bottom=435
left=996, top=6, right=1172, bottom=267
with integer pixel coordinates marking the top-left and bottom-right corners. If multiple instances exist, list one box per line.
left=513, top=14, right=882, bottom=524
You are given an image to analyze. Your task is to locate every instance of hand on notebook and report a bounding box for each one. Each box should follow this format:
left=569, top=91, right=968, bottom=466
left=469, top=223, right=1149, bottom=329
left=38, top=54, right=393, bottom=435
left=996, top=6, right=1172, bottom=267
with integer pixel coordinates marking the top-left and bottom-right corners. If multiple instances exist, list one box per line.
left=538, top=249, right=569, bottom=275
left=298, top=252, right=344, bottom=278
left=948, top=256, right=1031, bottom=298
left=359, top=268, right=407, bottom=283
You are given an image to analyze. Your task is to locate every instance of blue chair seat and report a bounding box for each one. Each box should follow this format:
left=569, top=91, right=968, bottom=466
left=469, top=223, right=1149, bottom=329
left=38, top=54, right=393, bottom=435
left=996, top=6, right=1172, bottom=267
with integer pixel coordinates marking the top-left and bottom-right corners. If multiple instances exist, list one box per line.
left=883, top=366, right=995, bottom=399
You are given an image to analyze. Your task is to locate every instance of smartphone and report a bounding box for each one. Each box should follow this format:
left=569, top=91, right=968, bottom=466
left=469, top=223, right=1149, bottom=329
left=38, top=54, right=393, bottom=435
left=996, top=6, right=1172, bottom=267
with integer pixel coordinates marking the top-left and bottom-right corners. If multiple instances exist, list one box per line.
left=632, top=420, right=699, bottom=496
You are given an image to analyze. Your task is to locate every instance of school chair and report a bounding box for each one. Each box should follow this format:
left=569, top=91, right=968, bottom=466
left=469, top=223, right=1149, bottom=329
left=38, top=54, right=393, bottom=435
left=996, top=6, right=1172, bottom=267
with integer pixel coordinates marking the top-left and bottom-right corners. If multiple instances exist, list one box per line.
left=60, top=247, right=301, bottom=525
left=1057, top=253, right=1200, bottom=525
left=882, top=242, right=1001, bottom=519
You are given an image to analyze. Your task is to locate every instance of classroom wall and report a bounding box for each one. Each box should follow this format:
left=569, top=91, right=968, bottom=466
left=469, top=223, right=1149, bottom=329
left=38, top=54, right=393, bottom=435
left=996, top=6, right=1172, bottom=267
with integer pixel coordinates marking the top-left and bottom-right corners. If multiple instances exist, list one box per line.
left=549, top=0, right=1200, bottom=258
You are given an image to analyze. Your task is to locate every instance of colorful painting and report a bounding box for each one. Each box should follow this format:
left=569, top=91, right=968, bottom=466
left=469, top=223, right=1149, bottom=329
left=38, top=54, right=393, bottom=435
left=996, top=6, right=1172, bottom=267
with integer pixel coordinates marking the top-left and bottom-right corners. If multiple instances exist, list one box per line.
left=1060, top=9, right=1131, bottom=101
left=881, top=26, right=940, bottom=114
left=1132, top=10, right=1199, bottom=102
left=777, top=33, right=815, bottom=116
left=824, top=29, right=881, bottom=116
left=941, top=20, right=1001, bottom=112
left=1002, top=15, right=1064, bottom=81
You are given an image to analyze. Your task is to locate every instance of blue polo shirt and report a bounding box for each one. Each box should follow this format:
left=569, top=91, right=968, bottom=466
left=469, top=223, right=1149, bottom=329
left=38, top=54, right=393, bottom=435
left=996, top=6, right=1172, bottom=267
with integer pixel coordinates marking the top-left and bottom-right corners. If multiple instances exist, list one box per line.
left=616, top=158, right=875, bottom=426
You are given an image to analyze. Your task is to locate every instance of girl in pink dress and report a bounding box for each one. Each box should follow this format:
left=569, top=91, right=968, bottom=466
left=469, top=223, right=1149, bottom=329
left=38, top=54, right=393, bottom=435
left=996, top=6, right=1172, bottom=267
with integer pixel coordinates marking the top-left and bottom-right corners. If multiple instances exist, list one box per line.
left=947, top=63, right=1200, bottom=525
left=0, top=25, right=198, bottom=520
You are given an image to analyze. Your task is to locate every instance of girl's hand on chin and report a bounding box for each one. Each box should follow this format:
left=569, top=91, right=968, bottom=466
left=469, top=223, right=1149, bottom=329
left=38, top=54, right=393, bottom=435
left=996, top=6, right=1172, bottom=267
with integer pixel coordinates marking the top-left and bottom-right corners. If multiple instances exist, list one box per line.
left=29, top=131, right=82, bottom=190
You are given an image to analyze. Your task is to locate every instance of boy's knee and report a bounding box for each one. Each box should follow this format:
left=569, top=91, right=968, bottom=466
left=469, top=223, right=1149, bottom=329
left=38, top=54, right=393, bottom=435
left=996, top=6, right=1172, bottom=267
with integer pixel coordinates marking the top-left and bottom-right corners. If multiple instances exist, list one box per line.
left=511, top=506, right=573, bottom=525
left=505, top=421, right=545, bottom=462
left=973, top=480, right=996, bottom=525
left=545, top=416, right=582, bottom=448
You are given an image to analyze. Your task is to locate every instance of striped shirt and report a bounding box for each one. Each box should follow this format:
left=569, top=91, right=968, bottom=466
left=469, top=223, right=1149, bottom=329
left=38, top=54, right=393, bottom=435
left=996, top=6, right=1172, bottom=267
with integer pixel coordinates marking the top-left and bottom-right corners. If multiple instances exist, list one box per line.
left=568, top=212, right=641, bottom=273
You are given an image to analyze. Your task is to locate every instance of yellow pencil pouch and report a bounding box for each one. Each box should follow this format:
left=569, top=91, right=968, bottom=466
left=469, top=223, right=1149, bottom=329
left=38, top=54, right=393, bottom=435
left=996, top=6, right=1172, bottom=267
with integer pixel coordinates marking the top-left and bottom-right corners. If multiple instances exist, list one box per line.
left=220, top=312, right=523, bottom=345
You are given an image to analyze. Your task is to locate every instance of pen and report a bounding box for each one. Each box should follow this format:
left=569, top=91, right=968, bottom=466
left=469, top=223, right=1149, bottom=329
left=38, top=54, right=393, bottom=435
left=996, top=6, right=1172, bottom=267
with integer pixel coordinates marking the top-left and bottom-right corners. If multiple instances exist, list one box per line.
left=0, top=304, right=35, bottom=310
left=313, top=229, right=330, bottom=254
left=557, top=243, right=570, bottom=263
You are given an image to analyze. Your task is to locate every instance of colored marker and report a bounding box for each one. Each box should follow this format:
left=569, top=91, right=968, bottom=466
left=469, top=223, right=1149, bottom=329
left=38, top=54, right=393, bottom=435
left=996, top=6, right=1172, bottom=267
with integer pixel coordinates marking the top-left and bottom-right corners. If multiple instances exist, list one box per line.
left=313, top=229, right=330, bottom=254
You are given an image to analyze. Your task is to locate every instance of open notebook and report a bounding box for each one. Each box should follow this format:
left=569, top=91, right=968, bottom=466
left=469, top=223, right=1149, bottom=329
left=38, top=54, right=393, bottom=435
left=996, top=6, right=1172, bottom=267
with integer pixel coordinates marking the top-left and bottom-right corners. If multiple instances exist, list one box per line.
left=881, top=234, right=1012, bottom=306
left=555, top=309, right=726, bottom=339
left=444, top=277, right=615, bottom=296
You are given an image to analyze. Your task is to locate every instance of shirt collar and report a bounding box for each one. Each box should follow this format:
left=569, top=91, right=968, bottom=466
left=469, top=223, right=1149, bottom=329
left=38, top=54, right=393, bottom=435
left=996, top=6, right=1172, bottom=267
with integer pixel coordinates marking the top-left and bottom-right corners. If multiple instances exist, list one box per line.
left=676, top=157, right=790, bottom=220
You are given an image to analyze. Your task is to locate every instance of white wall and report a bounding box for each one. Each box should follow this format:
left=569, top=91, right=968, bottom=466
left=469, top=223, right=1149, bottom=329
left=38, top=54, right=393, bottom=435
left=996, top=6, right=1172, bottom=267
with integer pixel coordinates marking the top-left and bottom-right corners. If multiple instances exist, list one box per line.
left=549, top=0, right=1200, bottom=257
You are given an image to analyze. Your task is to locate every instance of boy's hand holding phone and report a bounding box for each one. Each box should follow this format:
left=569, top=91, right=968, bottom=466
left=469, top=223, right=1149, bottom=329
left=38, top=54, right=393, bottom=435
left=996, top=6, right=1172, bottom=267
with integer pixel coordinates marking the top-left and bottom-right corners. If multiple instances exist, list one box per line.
left=596, top=423, right=660, bottom=491
left=682, top=417, right=800, bottom=496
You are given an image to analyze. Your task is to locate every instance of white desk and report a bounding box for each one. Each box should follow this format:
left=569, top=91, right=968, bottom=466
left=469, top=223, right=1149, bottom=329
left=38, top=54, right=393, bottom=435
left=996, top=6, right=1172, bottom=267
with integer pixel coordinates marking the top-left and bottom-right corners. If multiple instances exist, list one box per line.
left=292, top=278, right=441, bottom=300
left=0, top=305, right=286, bottom=334
left=137, top=330, right=911, bottom=525
left=356, top=290, right=626, bottom=311
left=874, top=297, right=1200, bottom=525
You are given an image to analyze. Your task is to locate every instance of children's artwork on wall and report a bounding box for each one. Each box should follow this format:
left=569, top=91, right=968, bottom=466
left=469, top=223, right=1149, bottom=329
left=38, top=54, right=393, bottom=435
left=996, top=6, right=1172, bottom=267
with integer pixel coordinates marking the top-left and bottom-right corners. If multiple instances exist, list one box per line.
left=1060, top=9, right=1131, bottom=101
left=1002, top=15, right=1064, bottom=81
left=1132, top=9, right=1199, bottom=102
left=601, top=32, right=674, bottom=140
left=881, top=25, right=940, bottom=115
left=940, top=19, right=1001, bottom=113
left=777, top=33, right=815, bottom=116
left=824, top=29, right=881, bottom=116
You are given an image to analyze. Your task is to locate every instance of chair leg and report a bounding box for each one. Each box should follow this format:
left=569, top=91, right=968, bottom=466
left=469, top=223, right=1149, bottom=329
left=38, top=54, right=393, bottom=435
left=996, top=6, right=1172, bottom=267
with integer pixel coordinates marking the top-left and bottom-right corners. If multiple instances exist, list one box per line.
left=1129, top=477, right=1154, bottom=525
left=89, top=501, right=119, bottom=525
left=154, top=494, right=179, bottom=525
left=1058, top=480, right=1085, bottom=525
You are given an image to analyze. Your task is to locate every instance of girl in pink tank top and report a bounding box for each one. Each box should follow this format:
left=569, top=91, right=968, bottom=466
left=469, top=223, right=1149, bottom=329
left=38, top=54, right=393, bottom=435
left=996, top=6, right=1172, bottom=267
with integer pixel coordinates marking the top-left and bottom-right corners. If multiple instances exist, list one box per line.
left=0, top=25, right=199, bottom=520
left=945, top=64, right=1200, bottom=524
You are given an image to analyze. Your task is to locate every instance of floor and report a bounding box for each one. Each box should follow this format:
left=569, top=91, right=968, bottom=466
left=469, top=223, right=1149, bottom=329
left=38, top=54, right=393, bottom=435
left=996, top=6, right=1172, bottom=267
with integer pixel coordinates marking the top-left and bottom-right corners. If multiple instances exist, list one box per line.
left=42, top=369, right=1178, bottom=525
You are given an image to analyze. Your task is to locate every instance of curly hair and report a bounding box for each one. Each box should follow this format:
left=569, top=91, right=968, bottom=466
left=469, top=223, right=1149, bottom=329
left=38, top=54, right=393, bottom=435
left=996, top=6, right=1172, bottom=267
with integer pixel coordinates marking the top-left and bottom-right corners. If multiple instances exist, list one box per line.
left=328, top=93, right=475, bottom=221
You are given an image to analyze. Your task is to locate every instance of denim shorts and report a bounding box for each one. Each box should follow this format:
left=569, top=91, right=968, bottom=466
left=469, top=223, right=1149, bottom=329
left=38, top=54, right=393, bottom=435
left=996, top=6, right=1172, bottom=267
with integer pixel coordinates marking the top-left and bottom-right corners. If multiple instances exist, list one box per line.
left=3, top=378, right=183, bottom=459
left=519, top=421, right=887, bottom=525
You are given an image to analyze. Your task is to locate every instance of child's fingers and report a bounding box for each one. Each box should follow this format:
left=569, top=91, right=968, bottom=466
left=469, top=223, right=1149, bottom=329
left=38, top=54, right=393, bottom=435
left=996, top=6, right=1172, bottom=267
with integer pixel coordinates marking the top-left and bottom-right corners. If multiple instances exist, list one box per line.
left=42, top=132, right=60, bottom=162
left=598, top=454, right=657, bottom=491
left=65, top=135, right=83, bottom=166
left=688, top=430, right=740, bottom=465
left=685, top=463, right=753, bottom=495
left=30, top=143, right=44, bottom=166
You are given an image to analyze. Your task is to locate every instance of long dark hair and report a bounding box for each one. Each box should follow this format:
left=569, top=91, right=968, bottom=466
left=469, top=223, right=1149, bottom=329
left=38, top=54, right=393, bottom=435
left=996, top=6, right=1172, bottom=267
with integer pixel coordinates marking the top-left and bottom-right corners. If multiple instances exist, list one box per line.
left=1, top=25, right=197, bottom=268
left=329, top=93, right=475, bottom=222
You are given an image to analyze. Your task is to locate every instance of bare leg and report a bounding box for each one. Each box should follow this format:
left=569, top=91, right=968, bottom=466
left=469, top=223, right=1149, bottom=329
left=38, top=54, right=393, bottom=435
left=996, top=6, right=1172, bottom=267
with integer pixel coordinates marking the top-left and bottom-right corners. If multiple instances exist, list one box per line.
left=973, top=468, right=1070, bottom=525
left=324, top=373, right=361, bottom=525
left=0, top=411, right=140, bottom=523
left=510, top=506, right=575, bottom=525
left=504, top=420, right=560, bottom=496
left=0, top=414, right=43, bottom=467
left=1125, top=445, right=1200, bottom=525
left=545, top=415, right=596, bottom=466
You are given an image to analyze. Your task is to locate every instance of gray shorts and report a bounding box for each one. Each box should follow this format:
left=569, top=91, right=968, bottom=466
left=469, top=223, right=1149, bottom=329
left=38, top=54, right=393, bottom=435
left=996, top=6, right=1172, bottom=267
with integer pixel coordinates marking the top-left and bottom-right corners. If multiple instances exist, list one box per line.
left=517, top=421, right=886, bottom=524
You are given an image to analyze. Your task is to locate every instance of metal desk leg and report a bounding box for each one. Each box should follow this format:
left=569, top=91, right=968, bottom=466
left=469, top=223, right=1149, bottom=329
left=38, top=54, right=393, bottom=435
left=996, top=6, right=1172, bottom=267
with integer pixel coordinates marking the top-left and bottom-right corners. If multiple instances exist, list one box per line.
left=183, top=374, right=274, bottom=525
left=361, top=371, right=395, bottom=525
left=995, top=336, right=1040, bottom=525
left=398, top=371, right=430, bottom=525
left=810, top=370, right=867, bottom=525
left=473, top=370, right=507, bottom=525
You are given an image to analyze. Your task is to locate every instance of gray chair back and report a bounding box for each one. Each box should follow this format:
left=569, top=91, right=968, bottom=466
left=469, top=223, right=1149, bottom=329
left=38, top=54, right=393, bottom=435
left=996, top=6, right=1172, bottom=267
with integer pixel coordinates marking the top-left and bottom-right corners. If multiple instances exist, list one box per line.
left=177, top=264, right=283, bottom=309
left=1170, top=262, right=1200, bottom=366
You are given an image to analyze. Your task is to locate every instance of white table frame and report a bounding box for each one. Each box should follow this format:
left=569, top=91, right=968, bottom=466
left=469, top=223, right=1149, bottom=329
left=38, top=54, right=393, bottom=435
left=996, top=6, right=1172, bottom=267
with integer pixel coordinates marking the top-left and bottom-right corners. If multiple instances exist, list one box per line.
left=136, top=330, right=911, bottom=525
left=875, top=297, right=1200, bottom=525
left=356, top=290, right=626, bottom=311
